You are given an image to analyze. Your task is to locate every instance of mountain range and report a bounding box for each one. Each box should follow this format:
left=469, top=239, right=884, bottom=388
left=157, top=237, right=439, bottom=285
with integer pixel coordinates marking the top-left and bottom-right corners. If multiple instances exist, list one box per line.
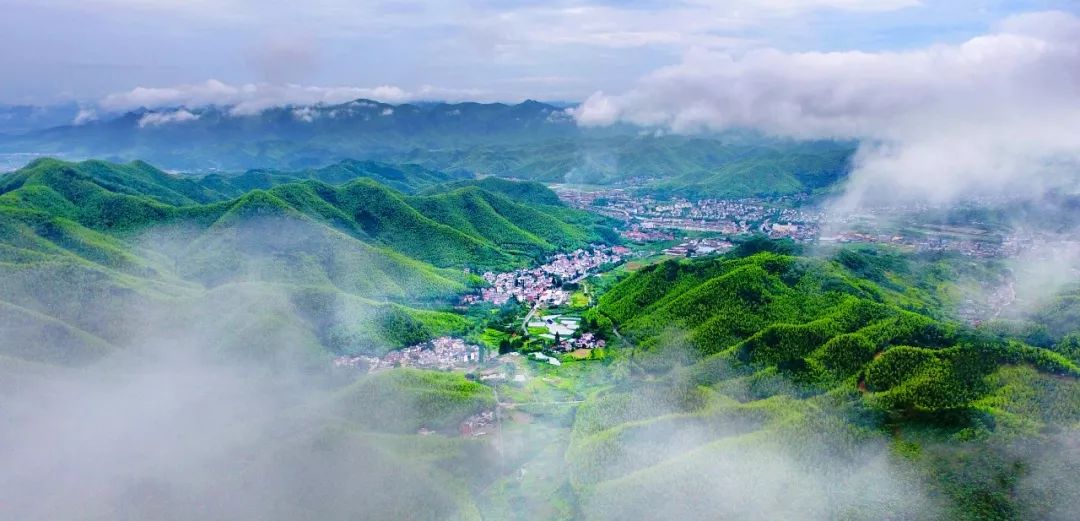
left=4, top=155, right=1080, bottom=520
left=0, top=100, right=855, bottom=198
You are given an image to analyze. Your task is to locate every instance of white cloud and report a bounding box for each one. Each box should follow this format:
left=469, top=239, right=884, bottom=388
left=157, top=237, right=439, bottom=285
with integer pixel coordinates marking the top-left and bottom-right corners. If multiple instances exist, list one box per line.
left=137, top=109, right=200, bottom=128
left=2, top=0, right=956, bottom=105
left=574, top=10, right=1080, bottom=208
left=99, top=80, right=487, bottom=115
left=291, top=106, right=316, bottom=123
left=72, top=107, right=97, bottom=125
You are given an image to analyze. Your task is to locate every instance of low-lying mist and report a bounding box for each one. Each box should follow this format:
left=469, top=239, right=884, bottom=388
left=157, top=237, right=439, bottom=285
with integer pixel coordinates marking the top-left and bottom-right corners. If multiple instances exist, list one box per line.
left=0, top=287, right=480, bottom=520
left=3, top=197, right=1080, bottom=521
left=0, top=218, right=490, bottom=520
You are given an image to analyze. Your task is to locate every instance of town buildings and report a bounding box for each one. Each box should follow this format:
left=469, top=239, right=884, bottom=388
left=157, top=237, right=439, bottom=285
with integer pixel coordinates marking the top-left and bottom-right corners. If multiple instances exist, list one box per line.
left=466, top=246, right=624, bottom=307
left=333, top=336, right=481, bottom=372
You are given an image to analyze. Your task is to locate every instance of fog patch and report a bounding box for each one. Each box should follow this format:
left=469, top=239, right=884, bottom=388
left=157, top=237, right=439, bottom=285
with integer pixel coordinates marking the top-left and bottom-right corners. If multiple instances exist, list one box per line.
left=570, top=347, right=942, bottom=520
left=0, top=213, right=495, bottom=520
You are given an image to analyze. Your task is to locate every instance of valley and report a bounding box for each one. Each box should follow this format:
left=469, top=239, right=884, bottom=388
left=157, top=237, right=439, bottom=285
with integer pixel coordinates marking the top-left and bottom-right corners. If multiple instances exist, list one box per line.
left=2, top=156, right=1079, bottom=521
left=5, top=4, right=1080, bottom=520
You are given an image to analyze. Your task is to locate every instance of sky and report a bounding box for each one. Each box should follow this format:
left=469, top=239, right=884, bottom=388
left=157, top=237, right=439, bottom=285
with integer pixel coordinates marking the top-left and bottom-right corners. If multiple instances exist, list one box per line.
left=1, top=0, right=1077, bottom=106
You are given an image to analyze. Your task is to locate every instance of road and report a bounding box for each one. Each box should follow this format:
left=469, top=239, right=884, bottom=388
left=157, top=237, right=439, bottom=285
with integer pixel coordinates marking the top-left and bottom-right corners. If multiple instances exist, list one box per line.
left=521, top=301, right=541, bottom=334
left=611, top=325, right=630, bottom=346
left=499, top=400, right=585, bottom=408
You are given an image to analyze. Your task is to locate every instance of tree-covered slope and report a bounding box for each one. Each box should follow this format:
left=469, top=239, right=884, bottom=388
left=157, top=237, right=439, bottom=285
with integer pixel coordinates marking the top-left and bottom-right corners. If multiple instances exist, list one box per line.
left=401, top=135, right=854, bottom=198
left=0, top=158, right=508, bottom=518
left=421, top=177, right=564, bottom=206
left=0, top=157, right=218, bottom=205
left=0, top=158, right=610, bottom=269
left=198, top=158, right=468, bottom=197
left=579, top=247, right=1080, bottom=520
left=0, top=157, right=612, bottom=364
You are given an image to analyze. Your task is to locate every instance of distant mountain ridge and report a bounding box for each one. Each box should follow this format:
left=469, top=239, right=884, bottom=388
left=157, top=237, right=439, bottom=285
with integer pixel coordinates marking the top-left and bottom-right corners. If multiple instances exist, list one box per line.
left=0, top=98, right=586, bottom=173
left=0, top=99, right=855, bottom=199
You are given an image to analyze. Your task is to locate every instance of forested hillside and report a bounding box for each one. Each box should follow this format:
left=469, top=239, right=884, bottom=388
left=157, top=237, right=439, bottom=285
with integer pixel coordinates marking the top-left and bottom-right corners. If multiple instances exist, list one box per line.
left=578, top=247, right=1080, bottom=520
left=0, top=159, right=523, bottom=521
left=0, top=158, right=613, bottom=366
left=402, top=135, right=853, bottom=198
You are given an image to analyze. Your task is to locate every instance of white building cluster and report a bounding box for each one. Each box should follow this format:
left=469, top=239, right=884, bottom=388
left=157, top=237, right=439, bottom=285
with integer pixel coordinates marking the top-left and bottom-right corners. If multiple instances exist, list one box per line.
left=465, top=246, right=626, bottom=307
left=332, top=336, right=481, bottom=372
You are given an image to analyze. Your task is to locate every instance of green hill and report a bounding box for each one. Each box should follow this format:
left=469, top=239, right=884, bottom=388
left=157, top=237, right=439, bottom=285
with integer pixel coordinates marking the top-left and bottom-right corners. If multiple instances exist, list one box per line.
left=578, top=247, right=1080, bottom=520
left=199, top=159, right=468, bottom=197
left=402, top=135, right=854, bottom=198
left=0, top=158, right=609, bottom=268
left=421, top=177, right=564, bottom=206
left=0, top=157, right=612, bottom=364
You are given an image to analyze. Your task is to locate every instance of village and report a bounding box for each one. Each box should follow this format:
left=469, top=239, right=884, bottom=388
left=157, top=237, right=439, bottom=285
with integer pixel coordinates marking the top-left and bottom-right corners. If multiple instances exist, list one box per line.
left=333, top=336, right=482, bottom=373
left=461, top=245, right=630, bottom=307
left=557, top=187, right=825, bottom=242
left=557, top=186, right=1050, bottom=258
left=661, top=237, right=735, bottom=257
left=526, top=313, right=607, bottom=354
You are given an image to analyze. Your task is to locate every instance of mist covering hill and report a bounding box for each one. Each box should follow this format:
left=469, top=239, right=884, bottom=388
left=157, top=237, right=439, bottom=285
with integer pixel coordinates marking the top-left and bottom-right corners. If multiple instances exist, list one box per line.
left=0, top=158, right=614, bottom=363
left=572, top=244, right=1080, bottom=520
left=0, top=155, right=1079, bottom=520
left=0, top=111, right=1075, bottom=521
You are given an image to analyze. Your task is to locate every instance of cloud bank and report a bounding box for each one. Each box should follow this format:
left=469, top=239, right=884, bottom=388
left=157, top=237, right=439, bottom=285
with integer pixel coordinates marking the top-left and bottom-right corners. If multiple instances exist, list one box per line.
left=574, top=11, right=1080, bottom=208
left=100, top=79, right=487, bottom=116
left=137, top=108, right=199, bottom=127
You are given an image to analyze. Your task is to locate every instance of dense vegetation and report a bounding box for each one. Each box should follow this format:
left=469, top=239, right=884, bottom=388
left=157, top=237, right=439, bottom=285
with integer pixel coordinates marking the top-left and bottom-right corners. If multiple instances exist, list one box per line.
left=3, top=154, right=1078, bottom=520
left=0, top=157, right=542, bottom=521
left=403, top=134, right=853, bottom=198
left=0, top=157, right=613, bottom=364
left=576, top=247, right=1080, bottom=520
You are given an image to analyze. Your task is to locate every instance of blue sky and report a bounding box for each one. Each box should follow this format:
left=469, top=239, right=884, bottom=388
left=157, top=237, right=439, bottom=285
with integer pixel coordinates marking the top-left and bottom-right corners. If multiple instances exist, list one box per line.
left=0, top=0, right=1076, bottom=104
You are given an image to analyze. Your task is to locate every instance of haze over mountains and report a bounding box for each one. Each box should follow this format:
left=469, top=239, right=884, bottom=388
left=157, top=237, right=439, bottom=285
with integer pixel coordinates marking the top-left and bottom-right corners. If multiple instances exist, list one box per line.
left=0, top=99, right=855, bottom=199
left=0, top=157, right=614, bottom=365
left=4, top=2, right=1080, bottom=520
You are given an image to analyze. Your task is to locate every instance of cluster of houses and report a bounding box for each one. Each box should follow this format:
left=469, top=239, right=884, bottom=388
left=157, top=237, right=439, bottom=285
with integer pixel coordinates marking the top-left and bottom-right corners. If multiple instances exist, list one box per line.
left=819, top=231, right=1022, bottom=258
left=662, top=237, right=734, bottom=257
left=531, top=352, right=562, bottom=366
left=558, top=188, right=824, bottom=239
left=541, top=247, right=628, bottom=281
left=458, top=410, right=496, bottom=437
left=463, top=246, right=628, bottom=307
left=529, top=314, right=579, bottom=337
left=529, top=314, right=607, bottom=353
left=621, top=225, right=675, bottom=242
left=559, top=188, right=1061, bottom=260
left=761, top=221, right=820, bottom=241
left=332, top=336, right=481, bottom=372
left=554, top=331, right=606, bottom=353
